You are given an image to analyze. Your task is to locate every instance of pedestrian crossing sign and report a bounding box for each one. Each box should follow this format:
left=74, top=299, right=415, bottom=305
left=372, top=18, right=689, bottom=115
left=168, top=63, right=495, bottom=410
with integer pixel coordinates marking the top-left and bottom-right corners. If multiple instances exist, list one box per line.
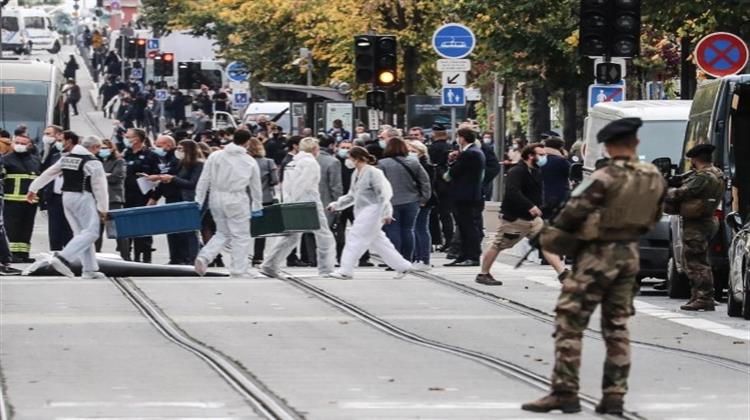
left=588, top=82, right=626, bottom=110
left=442, top=86, right=466, bottom=106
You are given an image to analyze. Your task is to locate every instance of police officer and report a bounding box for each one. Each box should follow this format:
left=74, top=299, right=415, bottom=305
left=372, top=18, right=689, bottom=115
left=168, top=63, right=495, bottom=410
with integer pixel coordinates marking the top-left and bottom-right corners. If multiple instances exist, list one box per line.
left=25, top=136, right=109, bottom=278
left=666, top=144, right=725, bottom=311
left=122, top=128, right=159, bottom=262
left=0, top=152, right=21, bottom=275
left=522, top=118, right=666, bottom=415
left=3, top=134, right=41, bottom=262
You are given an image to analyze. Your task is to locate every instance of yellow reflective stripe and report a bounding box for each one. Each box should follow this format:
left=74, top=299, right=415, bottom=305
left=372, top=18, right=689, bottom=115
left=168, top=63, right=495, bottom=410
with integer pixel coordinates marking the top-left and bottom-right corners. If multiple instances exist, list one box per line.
left=5, top=173, right=37, bottom=197
left=4, top=195, right=28, bottom=202
left=5, top=174, right=37, bottom=180
left=9, top=242, right=29, bottom=252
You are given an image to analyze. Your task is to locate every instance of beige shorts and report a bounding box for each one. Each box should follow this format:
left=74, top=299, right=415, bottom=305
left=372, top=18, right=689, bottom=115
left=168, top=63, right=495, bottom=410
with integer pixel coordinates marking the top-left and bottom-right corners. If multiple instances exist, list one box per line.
left=491, top=216, right=544, bottom=251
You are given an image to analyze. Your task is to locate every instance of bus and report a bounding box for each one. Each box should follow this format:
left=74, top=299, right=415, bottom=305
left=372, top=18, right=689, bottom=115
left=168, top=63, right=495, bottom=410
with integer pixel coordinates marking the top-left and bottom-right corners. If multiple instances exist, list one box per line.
left=0, top=60, right=68, bottom=148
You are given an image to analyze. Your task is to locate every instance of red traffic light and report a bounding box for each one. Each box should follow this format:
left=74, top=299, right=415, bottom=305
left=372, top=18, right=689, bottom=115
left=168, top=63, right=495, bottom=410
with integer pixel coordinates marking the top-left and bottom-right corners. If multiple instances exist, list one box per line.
left=136, top=38, right=146, bottom=46
left=162, top=53, right=174, bottom=62
left=147, top=50, right=158, bottom=59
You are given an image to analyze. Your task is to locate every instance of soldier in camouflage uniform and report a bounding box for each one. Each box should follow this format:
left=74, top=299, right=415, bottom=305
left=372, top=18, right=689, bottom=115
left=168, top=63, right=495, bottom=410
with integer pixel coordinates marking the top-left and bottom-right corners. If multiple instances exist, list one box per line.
left=666, top=144, right=725, bottom=311
left=522, top=118, right=666, bottom=415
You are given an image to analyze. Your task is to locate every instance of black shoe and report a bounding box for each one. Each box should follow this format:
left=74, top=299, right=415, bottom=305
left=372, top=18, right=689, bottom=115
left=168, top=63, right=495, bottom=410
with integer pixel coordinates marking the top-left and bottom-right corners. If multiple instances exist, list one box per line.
left=653, top=280, right=668, bottom=290
left=0, top=265, right=22, bottom=275
left=453, top=259, right=479, bottom=267
left=443, top=259, right=465, bottom=267
left=476, top=273, right=503, bottom=285
left=358, top=261, right=374, bottom=267
left=288, top=260, right=312, bottom=267
left=445, top=254, right=459, bottom=261
left=11, top=255, right=35, bottom=264
left=377, top=263, right=388, bottom=268
left=385, top=267, right=394, bottom=271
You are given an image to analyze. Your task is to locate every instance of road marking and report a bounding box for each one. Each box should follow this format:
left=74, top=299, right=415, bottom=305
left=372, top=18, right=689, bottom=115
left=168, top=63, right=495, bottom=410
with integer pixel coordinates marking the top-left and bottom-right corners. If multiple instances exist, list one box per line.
left=49, top=401, right=226, bottom=408
left=340, top=401, right=520, bottom=409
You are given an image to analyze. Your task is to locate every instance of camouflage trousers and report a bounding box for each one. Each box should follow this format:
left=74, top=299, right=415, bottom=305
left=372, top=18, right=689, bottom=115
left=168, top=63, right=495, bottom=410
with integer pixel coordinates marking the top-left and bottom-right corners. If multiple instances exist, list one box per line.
left=682, top=218, right=719, bottom=302
left=551, top=241, right=639, bottom=395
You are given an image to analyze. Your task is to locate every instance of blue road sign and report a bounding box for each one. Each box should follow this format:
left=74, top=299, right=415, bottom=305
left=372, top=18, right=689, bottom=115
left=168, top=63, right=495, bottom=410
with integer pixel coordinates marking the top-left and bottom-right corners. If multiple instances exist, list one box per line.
left=433, top=23, right=475, bottom=59
left=234, top=92, right=249, bottom=107
left=442, top=87, right=466, bottom=106
left=588, top=83, right=626, bottom=109
left=154, top=89, right=168, bottom=102
left=130, top=68, right=143, bottom=79
left=226, top=61, right=250, bottom=83
left=147, top=39, right=159, bottom=50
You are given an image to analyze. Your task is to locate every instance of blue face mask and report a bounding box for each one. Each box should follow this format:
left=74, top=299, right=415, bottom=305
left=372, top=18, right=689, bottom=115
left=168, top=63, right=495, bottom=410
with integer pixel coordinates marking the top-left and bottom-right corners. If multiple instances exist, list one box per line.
left=99, top=149, right=111, bottom=159
left=123, top=138, right=132, bottom=148
left=153, top=147, right=167, bottom=157
left=536, top=155, right=548, bottom=167
left=54, top=142, right=64, bottom=151
left=378, top=140, right=386, bottom=149
left=337, top=149, right=349, bottom=159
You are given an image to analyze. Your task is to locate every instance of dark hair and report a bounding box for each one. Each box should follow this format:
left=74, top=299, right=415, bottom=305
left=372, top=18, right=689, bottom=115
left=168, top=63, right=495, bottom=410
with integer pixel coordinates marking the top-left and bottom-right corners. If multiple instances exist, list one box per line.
left=130, top=128, right=147, bottom=142
left=233, top=129, right=252, bottom=145
left=101, top=138, right=122, bottom=159
left=318, top=135, right=335, bottom=149
left=14, top=127, right=26, bottom=136
left=0, top=130, right=9, bottom=138
left=349, top=146, right=376, bottom=165
left=287, top=135, right=303, bottom=148
left=457, top=127, right=476, bottom=143
left=521, top=142, right=544, bottom=161
left=63, top=130, right=79, bottom=145
left=179, top=139, right=202, bottom=168
left=383, top=137, right=409, bottom=158
left=543, top=137, right=565, bottom=151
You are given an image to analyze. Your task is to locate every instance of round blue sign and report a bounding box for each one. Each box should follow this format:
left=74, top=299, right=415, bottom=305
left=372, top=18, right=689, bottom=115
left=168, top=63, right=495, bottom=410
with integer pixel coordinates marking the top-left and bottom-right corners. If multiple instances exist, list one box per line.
left=226, top=61, right=250, bottom=82
left=432, top=23, right=475, bottom=59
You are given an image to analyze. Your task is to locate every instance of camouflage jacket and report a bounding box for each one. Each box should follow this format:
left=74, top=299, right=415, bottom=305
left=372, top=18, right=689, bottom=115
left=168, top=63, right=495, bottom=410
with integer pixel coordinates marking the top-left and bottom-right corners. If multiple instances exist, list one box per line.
left=667, top=166, right=725, bottom=206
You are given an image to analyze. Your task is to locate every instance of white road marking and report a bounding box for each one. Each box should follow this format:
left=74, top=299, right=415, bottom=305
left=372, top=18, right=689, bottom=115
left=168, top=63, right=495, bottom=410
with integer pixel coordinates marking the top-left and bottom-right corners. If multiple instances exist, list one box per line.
left=341, top=401, right=520, bottom=409
left=48, top=401, right=226, bottom=408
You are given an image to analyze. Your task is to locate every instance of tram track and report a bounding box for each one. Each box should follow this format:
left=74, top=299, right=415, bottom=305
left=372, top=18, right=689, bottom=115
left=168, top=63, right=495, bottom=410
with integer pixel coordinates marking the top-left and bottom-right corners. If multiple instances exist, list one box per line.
left=109, top=277, right=304, bottom=420
left=278, top=271, right=648, bottom=420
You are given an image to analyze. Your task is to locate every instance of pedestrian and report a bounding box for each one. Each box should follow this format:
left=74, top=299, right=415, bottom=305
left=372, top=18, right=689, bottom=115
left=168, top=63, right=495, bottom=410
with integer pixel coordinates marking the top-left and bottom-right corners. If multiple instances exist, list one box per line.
left=317, top=135, right=343, bottom=227
left=539, top=136, right=572, bottom=277
left=327, top=119, right=351, bottom=141
left=260, top=137, right=336, bottom=278
left=408, top=140, right=436, bottom=270
left=665, top=143, right=726, bottom=311
left=475, top=143, right=547, bottom=284
left=194, top=129, right=263, bottom=277
left=39, top=130, right=75, bottom=251
left=506, top=138, right=526, bottom=164
left=0, top=150, right=21, bottom=274
left=248, top=137, right=279, bottom=266
left=480, top=131, right=502, bottom=201
left=408, top=127, right=425, bottom=142
left=3, top=134, right=41, bottom=263
left=63, top=54, right=78, bottom=81
left=264, top=123, right=288, bottom=165
left=24, top=136, right=109, bottom=279
left=150, top=139, right=204, bottom=265
left=377, top=137, right=431, bottom=261
left=523, top=117, right=666, bottom=415
left=94, top=139, right=129, bottom=259
left=327, top=146, right=414, bottom=279
left=443, top=128, right=485, bottom=267
left=122, top=128, right=160, bottom=262
left=428, top=123, right=455, bottom=251
left=0, top=130, right=12, bottom=155
left=64, top=79, right=82, bottom=116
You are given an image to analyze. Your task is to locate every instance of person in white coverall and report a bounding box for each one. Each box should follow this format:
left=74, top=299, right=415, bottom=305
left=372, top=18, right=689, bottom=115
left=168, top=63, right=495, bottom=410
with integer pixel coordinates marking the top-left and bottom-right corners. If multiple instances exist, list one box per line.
left=260, top=137, right=336, bottom=277
left=194, top=129, right=263, bottom=277
left=24, top=136, right=109, bottom=278
left=327, top=146, right=413, bottom=279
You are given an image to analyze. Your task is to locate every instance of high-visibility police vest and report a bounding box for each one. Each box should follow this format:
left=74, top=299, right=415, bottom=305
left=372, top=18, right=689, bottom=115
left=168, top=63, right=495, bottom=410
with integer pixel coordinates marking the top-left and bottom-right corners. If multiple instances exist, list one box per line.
left=61, top=154, right=94, bottom=193
left=4, top=173, right=37, bottom=202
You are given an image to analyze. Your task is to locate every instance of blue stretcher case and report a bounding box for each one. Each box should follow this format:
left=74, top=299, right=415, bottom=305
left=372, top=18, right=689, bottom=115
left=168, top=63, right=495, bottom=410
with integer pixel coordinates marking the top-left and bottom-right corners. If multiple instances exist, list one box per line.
left=106, top=202, right=202, bottom=239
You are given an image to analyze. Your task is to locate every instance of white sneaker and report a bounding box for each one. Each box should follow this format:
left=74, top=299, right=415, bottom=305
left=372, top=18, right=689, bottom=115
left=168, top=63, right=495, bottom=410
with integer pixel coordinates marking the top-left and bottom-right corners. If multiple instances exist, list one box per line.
left=258, top=268, right=280, bottom=278
left=393, top=268, right=416, bottom=279
left=412, top=262, right=432, bottom=271
left=194, top=256, right=208, bottom=277
left=326, top=271, right=353, bottom=280
left=48, top=255, right=75, bottom=278
left=81, top=271, right=107, bottom=279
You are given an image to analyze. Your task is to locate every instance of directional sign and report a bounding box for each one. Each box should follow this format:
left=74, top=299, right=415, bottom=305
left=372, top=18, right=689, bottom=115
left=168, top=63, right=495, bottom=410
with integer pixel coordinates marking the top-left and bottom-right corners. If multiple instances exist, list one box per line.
left=147, top=38, right=159, bottom=51
left=436, top=59, right=471, bottom=72
left=465, top=88, right=482, bottom=102
left=154, top=89, right=168, bottom=102
left=234, top=91, right=249, bottom=107
left=442, top=87, right=466, bottom=106
left=695, top=32, right=749, bottom=78
left=441, top=71, right=467, bottom=86
left=588, top=83, right=626, bottom=110
left=130, top=68, right=142, bottom=79
left=225, top=61, right=250, bottom=83
left=433, top=23, right=475, bottom=59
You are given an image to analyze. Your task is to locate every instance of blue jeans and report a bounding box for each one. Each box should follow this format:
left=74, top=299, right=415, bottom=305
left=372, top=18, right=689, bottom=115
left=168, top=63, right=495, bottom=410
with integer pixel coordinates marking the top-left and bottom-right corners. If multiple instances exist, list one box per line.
left=414, top=206, right=432, bottom=264
left=383, top=201, right=420, bottom=261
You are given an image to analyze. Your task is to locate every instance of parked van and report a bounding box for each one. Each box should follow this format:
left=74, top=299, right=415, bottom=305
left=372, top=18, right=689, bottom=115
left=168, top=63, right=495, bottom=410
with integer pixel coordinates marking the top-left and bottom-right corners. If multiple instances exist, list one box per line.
left=0, top=8, right=61, bottom=55
left=663, top=75, right=750, bottom=300
left=242, top=102, right=293, bottom=134
left=582, top=100, right=692, bottom=281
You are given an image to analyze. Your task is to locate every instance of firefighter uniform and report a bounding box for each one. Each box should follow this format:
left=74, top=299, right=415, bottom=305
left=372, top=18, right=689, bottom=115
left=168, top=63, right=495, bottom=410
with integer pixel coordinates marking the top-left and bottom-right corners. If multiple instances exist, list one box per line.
left=3, top=150, right=41, bottom=262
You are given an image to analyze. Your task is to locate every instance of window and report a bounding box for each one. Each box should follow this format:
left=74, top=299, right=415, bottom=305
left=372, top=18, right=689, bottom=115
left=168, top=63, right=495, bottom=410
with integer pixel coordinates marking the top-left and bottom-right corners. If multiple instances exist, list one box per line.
left=1, top=17, right=19, bottom=32
left=24, top=17, right=46, bottom=30
left=0, top=80, right=50, bottom=145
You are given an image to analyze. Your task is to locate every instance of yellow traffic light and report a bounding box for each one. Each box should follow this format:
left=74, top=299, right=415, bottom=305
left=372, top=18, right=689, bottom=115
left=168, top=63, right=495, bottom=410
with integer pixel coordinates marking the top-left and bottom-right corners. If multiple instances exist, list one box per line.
left=378, top=70, right=395, bottom=85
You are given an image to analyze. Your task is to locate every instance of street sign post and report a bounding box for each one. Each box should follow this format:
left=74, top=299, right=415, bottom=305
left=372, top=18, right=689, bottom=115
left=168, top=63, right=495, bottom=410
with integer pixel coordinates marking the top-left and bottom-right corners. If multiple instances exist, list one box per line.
left=694, top=32, right=749, bottom=78
left=225, top=61, right=250, bottom=83
left=432, top=23, right=476, bottom=59
left=441, top=71, right=467, bottom=86
left=588, top=83, right=626, bottom=110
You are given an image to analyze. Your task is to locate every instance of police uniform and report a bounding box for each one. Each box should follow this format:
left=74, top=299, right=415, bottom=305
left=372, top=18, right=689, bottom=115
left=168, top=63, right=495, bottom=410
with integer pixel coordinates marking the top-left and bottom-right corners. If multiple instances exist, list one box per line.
left=3, top=150, right=41, bottom=262
left=40, top=147, right=73, bottom=250
left=123, top=147, right=159, bottom=262
left=666, top=144, right=725, bottom=311
left=523, top=118, right=666, bottom=415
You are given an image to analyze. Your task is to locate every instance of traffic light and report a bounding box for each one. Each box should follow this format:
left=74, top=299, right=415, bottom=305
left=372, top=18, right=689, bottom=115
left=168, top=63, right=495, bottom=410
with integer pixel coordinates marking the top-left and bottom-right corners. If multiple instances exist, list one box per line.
left=374, top=35, right=397, bottom=88
left=354, top=35, right=375, bottom=84
left=366, top=90, right=386, bottom=110
left=147, top=50, right=158, bottom=60
left=135, top=38, right=147, bottom=59
left=595, top=61, right=622, bottom=84
left=154, top=53, right=174, bottom=77
left=579, top=0, right=640, bottom=58
left=125, top=37, right=136, bottom=58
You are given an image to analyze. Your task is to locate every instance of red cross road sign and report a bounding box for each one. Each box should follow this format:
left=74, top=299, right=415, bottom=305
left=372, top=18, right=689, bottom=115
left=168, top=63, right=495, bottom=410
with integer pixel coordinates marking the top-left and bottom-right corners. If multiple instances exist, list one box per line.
left=695, top=32, right=749, bottom=78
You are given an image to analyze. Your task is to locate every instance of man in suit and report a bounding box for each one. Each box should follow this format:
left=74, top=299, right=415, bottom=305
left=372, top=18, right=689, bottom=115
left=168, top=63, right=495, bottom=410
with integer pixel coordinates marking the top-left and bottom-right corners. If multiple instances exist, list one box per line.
left=444, top=128, right=486, bottom=266
left=428, top=123, right=456, bottom=251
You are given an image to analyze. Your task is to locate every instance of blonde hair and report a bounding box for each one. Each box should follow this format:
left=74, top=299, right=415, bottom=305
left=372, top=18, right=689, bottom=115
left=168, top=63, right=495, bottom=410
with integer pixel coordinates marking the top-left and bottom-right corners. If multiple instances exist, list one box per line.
left=299, top=137, right=319, bottom=153
left=247, top=138, right=266, bottom=157
left=409, top=140, right=428, bottom=157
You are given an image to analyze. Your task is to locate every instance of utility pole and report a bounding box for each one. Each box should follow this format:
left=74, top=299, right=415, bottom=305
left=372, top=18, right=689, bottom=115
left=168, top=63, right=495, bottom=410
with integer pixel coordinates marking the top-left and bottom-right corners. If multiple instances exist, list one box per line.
left=492, top=74, right=506, bottom=201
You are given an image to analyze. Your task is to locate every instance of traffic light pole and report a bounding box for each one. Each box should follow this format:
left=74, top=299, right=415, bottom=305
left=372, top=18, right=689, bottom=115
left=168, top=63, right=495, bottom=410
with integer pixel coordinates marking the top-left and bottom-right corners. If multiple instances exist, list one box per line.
left=120, top=36, right=126, bottom=81
left=492, top=75, right=506, bottom=201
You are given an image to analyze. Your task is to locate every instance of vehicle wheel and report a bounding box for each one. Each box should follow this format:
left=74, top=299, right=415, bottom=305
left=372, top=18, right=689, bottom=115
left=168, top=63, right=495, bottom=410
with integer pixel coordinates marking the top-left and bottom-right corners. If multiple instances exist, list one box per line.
left=742, top=272, right=750, bottom=320
left=667, top=257, right=691, bottom=299
left=727, top=289, right=742, bottom=317
left=713, top=268, right=728, bottom=302
left=47, top=41, right=60, bottom=54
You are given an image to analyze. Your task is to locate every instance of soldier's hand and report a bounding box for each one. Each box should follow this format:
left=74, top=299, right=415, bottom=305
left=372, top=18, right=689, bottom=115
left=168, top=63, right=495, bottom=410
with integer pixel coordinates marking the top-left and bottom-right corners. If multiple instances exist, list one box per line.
left=26, top=191, right=37, bottom=204
left=529, top=206, right=543, bottom=218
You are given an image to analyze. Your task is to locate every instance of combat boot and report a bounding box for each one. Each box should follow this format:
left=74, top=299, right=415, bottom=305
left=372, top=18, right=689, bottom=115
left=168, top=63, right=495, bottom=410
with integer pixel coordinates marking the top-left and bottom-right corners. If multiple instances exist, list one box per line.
left=680, top=299, right=715, bottom=311
left=521, top=392, right=581, bottom=413
left=595, top=393, right=624, bottom=415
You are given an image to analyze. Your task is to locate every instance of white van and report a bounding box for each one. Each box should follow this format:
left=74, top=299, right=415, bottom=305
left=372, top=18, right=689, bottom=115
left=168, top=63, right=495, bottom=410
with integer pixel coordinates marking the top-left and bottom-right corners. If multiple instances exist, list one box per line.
left=242, top=102, right=293, bottom=134
left=582, top=100, right=692, bottom=170
left=0, top=8, right=60, bottom=55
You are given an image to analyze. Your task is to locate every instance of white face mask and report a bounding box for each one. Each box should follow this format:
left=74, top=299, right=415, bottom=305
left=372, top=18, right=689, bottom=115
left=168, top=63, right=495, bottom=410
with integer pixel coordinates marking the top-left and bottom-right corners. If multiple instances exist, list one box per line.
left=174, top=150, right=185, bottom=160
left=344, top=159, right=356, bottom=169
left=43, top=135, right=56, bottom=144
left=13, top=144, right=28, bottom=153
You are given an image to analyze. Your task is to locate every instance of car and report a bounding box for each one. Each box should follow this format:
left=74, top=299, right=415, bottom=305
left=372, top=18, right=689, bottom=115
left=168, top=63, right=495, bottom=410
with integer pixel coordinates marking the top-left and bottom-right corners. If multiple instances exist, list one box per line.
left=661, top=75, right=750, bottom=300
left=726, top=213, right=750, bottom=319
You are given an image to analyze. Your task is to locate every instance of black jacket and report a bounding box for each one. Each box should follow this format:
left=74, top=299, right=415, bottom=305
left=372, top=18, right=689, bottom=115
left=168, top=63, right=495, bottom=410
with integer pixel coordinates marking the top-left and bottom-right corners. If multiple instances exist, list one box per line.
left=153, top=161, right=203, bottom=202
left=123, top=147, right=160, bottom=204
left=481, top=143, right=501, bottom=186
left=448, top=144, right=485, bottom=203
left=501, top=162, right=543, bottom=220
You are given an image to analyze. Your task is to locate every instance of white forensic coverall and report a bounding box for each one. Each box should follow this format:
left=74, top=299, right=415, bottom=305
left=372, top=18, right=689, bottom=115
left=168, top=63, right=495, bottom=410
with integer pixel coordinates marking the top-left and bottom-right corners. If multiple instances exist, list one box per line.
left=28, top=145, right=109, bottom=273
left=330, top=165, right=411, bottom=277
left=261, top=151, right=336, bottom=275
left=195, top=142, right=263, bottom=276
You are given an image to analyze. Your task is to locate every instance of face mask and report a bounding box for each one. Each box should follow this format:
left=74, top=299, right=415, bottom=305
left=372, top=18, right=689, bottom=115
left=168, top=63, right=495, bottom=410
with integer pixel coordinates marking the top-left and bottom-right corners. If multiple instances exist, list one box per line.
left=536, top=155, right=548, bottom=167
left=337, top=149, right=349, bottom=159
left=378, top=140, right=386, bottom=149
left=512, top=144, right=519, bottom=150
left=483, top=136, right=492, bottom=144
left=407, top=152, right=419, bottom=160
left=174, top=150, right=185, bottom=160
left=99, top=149, right=111, bottom=159
left=344, top=159, right=356, bottom=169
left=153, top=147, right=167, bottom=157
left=13, top=144, right=28, bottom=153
left=123, top=138, right=132, bottom=148
left=43, top=135, right=56, bottom=144
left=54, top=142, right=64, bottom=151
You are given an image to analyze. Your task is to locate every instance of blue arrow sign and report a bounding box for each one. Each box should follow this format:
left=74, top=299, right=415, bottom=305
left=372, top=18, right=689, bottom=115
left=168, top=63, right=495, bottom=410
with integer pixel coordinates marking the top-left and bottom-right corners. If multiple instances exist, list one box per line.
left=226, top=61, right=250, bottom=82
left=433, top=23, right=475, bottom=59
left=147, top=39, right=159, bottom=50
left=442, top=87, right=466, bottom=106
left=588, top=83, right=626, bottom=109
